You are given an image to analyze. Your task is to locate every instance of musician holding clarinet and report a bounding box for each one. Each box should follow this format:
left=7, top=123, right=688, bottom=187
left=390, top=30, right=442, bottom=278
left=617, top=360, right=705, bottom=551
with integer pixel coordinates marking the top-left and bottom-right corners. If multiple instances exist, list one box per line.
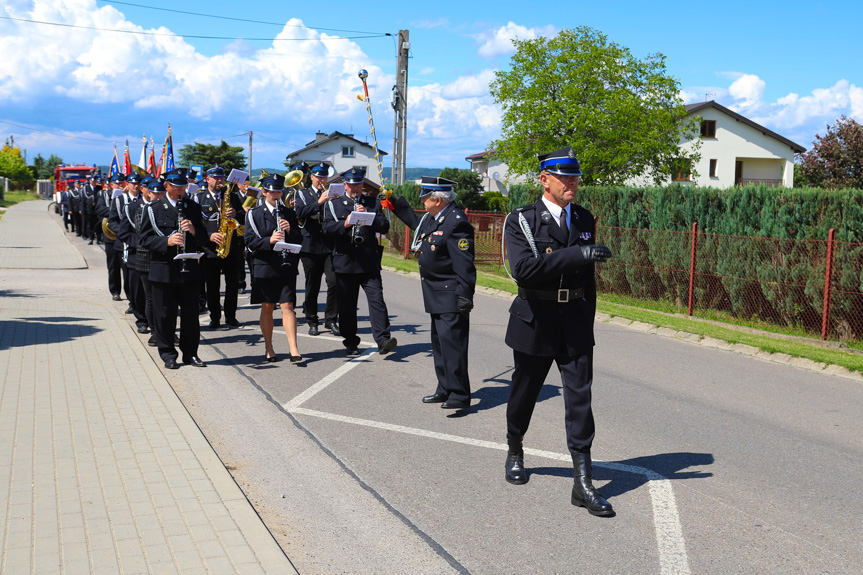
left=244, top=174, right=304, bottom=363
left=138, top=169, right=208, bottom=370
left=322, top=167, right=396, bottom=357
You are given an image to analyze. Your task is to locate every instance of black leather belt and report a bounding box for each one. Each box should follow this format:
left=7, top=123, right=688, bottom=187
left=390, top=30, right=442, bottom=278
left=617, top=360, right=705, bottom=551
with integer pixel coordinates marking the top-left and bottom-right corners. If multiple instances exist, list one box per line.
left=518, top=286, right=584, bottom=303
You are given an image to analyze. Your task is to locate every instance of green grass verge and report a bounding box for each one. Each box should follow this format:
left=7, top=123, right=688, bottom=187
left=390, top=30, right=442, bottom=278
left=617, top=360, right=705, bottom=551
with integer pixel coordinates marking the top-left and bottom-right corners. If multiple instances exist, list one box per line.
left=0, top=190, right=42, bottom=208
left=381, top=252, right=863, bottom=375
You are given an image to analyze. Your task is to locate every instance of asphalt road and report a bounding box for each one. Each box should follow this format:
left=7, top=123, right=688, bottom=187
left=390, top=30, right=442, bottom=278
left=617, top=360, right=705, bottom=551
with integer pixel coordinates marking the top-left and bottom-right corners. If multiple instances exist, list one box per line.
left=154, top=263, right=863, bottom=575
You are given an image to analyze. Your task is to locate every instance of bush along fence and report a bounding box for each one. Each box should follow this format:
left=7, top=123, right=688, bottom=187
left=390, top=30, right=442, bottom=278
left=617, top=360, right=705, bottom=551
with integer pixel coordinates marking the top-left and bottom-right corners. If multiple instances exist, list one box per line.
left=382, top=215, right=863, bottom=343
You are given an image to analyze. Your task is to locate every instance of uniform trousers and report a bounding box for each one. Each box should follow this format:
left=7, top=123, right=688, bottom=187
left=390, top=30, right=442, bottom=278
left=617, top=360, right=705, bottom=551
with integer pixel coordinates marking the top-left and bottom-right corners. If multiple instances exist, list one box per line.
left=507, top=350, right=595, bottom=455
left=63, top=211, right=71, bottom=231
left=72, top=212, right=83, bottom=236
left=336, top=272, right=390, bottom=348
left=150, top=280, right=200, bottom=362
left=430, top=312, right=471, bottom=402
left=84, top=213, right=97, bottom=239
left=301, top=252, right=337, bottom=325
left=141, top=275, right=154, bottom=331
left=119, top=259, right=131, bottom=301
left=203, top=255, right=239, bottom=322
left=127, top=266, right=148, bottom=329
left=104, top=240, right=122, bottom=296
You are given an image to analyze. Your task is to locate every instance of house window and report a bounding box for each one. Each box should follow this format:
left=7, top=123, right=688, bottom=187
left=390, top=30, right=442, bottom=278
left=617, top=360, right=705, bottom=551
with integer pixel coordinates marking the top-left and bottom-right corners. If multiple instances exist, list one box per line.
left=342, top=146, right=355, bottom=158
left=709, top=159, right=717, bottom=178
left=671, top=159, right=692, bottom=182
left=701, top=120, right=716, bottom=138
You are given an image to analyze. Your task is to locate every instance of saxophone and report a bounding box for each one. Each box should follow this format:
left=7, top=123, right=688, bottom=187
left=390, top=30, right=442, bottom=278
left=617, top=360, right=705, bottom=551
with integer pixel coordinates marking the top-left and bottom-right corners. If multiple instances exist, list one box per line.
left=215, top=182, right=244, bottom=259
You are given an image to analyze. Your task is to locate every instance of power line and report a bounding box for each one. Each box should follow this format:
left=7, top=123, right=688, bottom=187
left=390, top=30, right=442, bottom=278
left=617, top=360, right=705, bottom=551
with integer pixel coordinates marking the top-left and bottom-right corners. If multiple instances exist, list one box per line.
left=98, top=1, right=390, bottom=36
left=0, top=15, right=390, bottom=42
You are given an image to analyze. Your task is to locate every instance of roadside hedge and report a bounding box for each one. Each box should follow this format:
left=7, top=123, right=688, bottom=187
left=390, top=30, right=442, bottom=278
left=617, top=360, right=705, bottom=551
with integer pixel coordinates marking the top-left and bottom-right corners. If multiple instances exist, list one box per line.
left=569, top=184, right=863, bottom=339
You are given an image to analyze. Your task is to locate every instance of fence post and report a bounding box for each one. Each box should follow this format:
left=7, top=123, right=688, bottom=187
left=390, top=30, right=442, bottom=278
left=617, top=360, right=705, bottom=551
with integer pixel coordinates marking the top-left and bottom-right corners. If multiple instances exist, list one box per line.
left=403, top=224, right=410, bottom=259
left=687, top=222, right=698, bottom=316
left=821, top=228, right=836, bottom=340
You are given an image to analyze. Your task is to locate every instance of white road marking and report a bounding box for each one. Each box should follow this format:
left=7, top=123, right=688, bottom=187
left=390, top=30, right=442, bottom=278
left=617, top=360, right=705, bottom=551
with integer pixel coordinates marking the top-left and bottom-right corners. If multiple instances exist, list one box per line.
left=284, top=357, right=691, bottom=575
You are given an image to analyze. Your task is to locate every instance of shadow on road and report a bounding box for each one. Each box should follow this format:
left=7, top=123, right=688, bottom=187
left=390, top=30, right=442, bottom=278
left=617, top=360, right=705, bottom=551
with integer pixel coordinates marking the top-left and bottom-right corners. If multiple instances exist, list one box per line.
left=529, top=451, right=714, bottom=501
left=0, top=318, right=102, bottom=350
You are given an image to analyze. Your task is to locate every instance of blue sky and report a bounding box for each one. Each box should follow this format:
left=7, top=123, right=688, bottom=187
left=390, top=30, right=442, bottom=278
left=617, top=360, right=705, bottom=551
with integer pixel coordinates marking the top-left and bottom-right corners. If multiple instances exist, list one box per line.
left=2, top=0, right=862, bottom=172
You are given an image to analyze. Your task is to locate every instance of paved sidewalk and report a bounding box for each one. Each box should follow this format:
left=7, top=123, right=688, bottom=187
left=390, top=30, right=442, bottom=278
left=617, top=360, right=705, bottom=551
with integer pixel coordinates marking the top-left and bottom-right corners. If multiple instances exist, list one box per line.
left=0, top=201, right=296, bottom=574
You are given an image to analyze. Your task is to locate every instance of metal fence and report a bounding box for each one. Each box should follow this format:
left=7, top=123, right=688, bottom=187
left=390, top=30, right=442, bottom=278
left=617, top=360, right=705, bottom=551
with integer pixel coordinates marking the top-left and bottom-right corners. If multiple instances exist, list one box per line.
left=382, top=210, right=863, bottom=342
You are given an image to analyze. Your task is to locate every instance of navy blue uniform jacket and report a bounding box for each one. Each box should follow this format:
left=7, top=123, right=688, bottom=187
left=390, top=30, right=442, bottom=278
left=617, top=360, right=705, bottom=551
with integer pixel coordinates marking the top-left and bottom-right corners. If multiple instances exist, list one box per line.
left=139, top=196, right=207, bottom=284
left=504, top=199, right=598, bottom=357
left=391, top=196, right=476, bottom=314
left=322, top=194, right=389, bottom=274
left=243, top=202, right=302, bottom=279
left=294, top=186, right=331, bottom=254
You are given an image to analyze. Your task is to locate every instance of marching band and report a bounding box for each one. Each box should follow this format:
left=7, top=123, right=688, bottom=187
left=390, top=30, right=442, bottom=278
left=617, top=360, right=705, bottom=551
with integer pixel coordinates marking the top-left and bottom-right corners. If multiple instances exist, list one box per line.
left=60, top=139, right=616, bottom=517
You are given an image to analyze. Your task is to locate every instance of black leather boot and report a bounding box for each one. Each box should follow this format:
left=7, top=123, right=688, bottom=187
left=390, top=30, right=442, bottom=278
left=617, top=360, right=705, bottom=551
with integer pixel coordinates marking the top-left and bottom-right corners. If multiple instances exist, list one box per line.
left=571, top=452, right=614, bottom=517
left=505, top=434, right=528, bottom=485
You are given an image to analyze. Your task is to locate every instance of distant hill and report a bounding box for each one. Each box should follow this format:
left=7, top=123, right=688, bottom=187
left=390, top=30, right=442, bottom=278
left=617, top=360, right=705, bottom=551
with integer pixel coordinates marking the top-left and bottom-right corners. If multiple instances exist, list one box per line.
left=382, top=167, right=441, bottom=182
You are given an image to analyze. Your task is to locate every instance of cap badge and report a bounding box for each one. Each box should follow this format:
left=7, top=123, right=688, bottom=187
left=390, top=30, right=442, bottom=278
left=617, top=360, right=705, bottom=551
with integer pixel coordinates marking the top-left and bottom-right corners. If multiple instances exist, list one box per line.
left=568, top=148, right=576, bottom=159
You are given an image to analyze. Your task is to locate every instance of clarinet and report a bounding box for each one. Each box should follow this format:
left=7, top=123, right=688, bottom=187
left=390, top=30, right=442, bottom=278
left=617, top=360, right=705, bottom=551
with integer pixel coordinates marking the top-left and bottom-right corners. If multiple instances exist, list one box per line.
left=177, top=199, right=189, bottom=273
left=350, top=195, right=364, bottom=245
left=275, top=201, right=289, bottom=266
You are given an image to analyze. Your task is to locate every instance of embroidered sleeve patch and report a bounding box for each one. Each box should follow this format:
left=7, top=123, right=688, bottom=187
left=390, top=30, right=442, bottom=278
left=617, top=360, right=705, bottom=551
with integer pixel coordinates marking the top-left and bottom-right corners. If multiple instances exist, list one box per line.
left=458, top=239, right=470, bottom=251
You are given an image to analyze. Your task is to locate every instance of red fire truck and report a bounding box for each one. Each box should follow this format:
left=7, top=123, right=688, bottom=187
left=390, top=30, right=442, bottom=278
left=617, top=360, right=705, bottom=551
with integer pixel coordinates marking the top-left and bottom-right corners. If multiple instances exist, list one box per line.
left=53, top=164, right=100, bottom=209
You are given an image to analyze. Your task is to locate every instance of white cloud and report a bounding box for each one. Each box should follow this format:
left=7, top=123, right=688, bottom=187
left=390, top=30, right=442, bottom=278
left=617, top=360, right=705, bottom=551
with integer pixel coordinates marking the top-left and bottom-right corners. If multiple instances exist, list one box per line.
left=475, top=22, right=556, bottom=59
left=682, top=73, right=863, bottom=150
left=440, top=69, right=497, bottom=100
left=0, top=1, right=391, bottom=125
left=728, top=74, right=765, bottom=110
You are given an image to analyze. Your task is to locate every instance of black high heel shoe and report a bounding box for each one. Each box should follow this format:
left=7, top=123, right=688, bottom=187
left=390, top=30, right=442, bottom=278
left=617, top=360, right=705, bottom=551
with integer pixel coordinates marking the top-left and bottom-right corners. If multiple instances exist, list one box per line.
left=265, top=353, right=278, bottom=363
left=289, top=355, right=303, bottom=363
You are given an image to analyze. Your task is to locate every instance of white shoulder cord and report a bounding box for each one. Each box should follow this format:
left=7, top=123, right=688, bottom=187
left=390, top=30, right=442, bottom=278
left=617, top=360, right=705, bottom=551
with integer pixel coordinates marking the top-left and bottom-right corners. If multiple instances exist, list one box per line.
left=410, top=212, right=430, bottom=252
left=501, top=211, right=540, bottom=282
left=147, top=204, right=165, bottom=237
left=247, top=207, right=262, bottom=238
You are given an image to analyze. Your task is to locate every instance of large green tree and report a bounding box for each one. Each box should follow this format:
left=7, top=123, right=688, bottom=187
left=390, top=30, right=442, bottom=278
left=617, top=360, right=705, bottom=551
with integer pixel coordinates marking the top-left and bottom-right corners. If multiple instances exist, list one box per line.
left=0, top=145, right=34, bottom=184
left=439, top=167, right=486, bottom=210
left=489, top=27, right=700, bottom=185
left=796, top=116, right=863, bottom=189
left=178, top=141, right=246, bottom=173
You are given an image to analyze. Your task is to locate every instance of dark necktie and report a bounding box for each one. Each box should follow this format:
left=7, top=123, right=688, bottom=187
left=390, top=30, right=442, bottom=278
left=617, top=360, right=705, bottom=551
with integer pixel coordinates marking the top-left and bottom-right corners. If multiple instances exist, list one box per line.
left=560, top=209, right=569, bottom=242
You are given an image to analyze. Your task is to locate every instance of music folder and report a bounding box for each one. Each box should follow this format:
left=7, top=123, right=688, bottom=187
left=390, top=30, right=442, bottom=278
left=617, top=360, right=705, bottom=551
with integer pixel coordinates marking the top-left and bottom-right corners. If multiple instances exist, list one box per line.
left=227, top=168, right=249, bottom=184
left=274, top=242, right=302, bottom=254
left=346, top=211, right=376, bottom=226
left=327, top=183, right=345, bottom=197
left=173, top=252, right=204, bottom=261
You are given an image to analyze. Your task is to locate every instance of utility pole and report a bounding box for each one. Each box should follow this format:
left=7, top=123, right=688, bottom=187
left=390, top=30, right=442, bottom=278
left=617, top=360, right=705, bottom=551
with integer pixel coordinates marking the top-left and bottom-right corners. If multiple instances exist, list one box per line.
left=391, top=29, right=409, bottom=185
left=248, top=131, right=253, bottom=176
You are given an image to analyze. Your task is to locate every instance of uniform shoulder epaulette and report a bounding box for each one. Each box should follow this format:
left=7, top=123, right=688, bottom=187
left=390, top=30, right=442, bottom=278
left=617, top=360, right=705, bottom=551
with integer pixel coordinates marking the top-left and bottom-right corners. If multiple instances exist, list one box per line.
left=514, top=204, right=536, bottom=214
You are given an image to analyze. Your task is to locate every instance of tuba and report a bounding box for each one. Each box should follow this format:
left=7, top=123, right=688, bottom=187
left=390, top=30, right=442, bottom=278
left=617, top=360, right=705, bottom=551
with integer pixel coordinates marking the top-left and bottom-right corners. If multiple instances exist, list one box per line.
left=101, top=217, right=117, bottom=241
left=283, top=169, right=304, bottom=206
left=215, top=181, right=244, bottom=259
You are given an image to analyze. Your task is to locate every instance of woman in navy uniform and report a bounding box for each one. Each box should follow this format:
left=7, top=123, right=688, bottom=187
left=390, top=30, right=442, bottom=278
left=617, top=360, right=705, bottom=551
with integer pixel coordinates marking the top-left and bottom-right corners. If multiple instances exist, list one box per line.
left=244, top=174, right=304, bottom=363
left=391, top=177, right=476, bottom=410
left=503, top=146, right=615, bottom=517
left=138, top=170, right=208, bottom=370
left=322, top=167, right=396, bottom=356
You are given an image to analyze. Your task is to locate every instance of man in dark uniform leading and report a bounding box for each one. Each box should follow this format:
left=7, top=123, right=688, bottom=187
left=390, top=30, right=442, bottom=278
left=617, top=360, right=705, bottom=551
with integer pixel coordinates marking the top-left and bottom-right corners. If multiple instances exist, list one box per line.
left=502, top=146, right=615, bottom=517
left=139, top=169, right=207, bottom=370
left=294, top=162, right=339, bottom=336
left=322, top=167, right=396, bottom=356
left=391, top=177, right=476, bottom=410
